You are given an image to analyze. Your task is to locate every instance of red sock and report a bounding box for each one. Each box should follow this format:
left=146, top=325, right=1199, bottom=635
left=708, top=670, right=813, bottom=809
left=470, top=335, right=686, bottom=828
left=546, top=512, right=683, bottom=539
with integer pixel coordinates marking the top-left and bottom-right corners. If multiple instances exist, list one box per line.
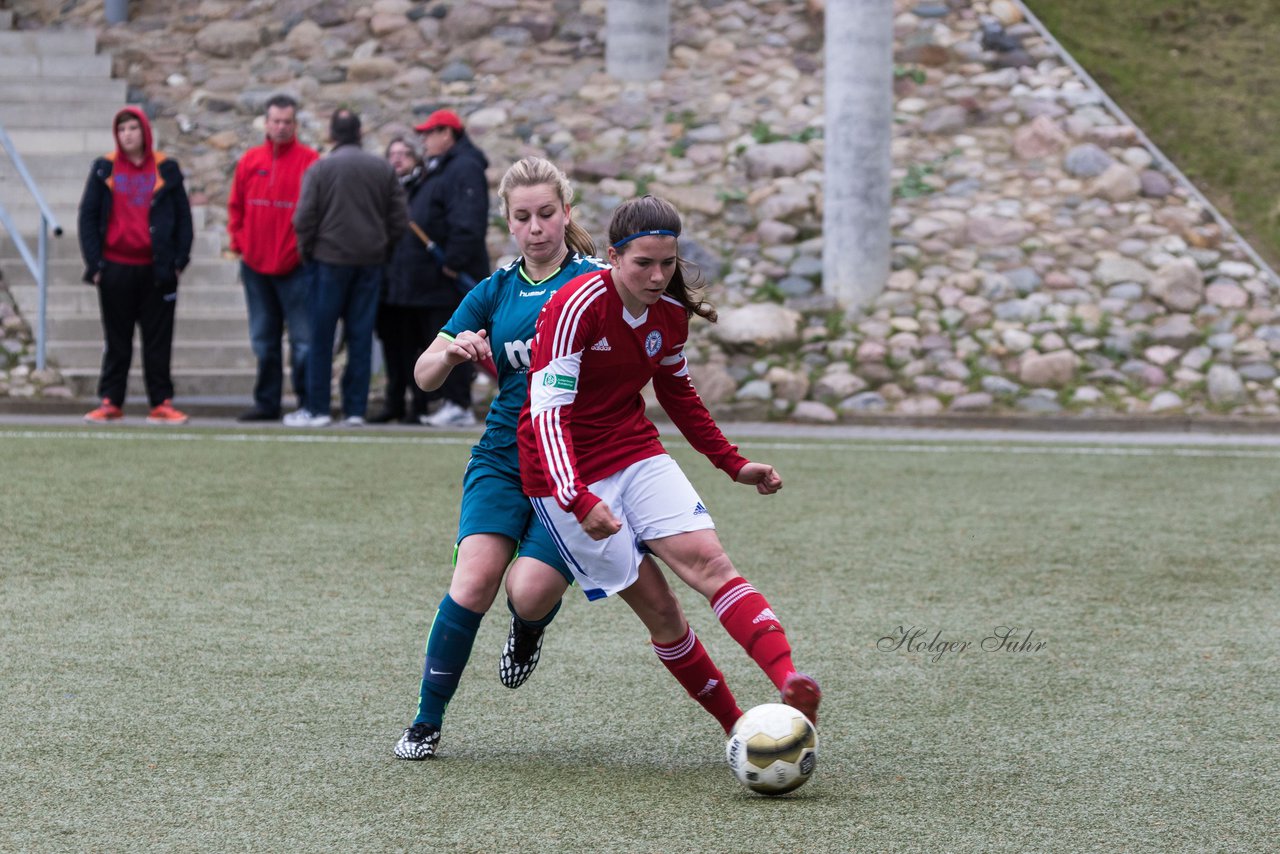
left=711, top=577, right=796, bottom=691
left=652, top=626, right=744, bottom=734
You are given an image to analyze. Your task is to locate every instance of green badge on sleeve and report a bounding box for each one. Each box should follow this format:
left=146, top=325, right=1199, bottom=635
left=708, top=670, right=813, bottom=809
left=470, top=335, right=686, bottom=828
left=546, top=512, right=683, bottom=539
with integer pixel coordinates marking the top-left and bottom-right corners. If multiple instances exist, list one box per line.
left=542, top=373, right=577, bottom=390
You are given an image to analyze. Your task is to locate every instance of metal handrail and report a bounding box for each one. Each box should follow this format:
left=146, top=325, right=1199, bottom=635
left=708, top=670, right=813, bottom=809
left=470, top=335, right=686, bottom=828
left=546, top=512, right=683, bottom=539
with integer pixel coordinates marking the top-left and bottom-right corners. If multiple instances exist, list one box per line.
left=0, top=123, right=63, bottom=372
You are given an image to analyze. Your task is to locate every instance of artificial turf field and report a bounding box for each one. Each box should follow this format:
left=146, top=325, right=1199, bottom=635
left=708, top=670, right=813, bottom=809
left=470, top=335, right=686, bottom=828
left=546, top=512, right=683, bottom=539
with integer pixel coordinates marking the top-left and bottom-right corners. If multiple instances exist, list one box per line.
left=1, top=425, right=1276, bottom=852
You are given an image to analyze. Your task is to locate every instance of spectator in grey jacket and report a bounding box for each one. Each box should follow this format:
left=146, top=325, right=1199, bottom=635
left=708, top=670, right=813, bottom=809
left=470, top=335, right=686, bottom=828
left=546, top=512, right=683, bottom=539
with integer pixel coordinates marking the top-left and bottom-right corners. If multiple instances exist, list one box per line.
left=287, top=109, right=408, bottom=427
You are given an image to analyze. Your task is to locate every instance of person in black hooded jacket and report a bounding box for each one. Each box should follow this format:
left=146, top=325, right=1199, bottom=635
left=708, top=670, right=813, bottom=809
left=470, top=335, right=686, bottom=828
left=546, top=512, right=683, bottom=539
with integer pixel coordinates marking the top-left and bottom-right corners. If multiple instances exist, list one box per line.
left=370, top=137, right=434, bottom=423
left=78, top=106, right=193, bottom=424
left=409, top=109, right=491, bottom=428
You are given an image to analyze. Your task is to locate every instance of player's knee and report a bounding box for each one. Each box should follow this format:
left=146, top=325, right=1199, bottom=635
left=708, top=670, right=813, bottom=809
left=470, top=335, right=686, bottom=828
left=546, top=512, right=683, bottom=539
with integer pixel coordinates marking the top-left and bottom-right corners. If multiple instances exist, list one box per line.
left=699, top=550, right=738, bottom=587
left=646, top=596, right=687, bottom=642
left=652, top=588, right=685, bottom=630
left=507, top=576, right=564, bottom=621
left=450, top=574, right=501, bottom=612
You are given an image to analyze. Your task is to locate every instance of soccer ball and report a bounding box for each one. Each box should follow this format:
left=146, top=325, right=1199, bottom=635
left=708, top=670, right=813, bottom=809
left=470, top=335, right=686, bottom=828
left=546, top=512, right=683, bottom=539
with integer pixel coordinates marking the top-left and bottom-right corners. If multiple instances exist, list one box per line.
left=725, top=703, right=818, bottom=795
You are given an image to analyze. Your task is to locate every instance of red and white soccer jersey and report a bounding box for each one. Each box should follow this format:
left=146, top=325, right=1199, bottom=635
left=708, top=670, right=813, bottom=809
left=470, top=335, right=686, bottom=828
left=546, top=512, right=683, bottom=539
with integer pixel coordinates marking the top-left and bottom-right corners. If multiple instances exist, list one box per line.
left=517, top=268, right=748, bottom=521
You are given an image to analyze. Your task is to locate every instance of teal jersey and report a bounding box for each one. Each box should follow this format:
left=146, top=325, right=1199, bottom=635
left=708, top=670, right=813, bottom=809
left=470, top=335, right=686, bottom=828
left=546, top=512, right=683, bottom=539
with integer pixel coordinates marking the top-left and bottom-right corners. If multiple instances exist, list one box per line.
left=442, top=252, right=609, bottom=449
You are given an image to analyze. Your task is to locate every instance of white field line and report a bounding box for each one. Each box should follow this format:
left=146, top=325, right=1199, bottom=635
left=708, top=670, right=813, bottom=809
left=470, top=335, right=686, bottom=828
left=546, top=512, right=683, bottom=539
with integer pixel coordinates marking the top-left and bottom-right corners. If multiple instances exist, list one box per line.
left=0, top=430, right=474, bottom=447
left=745, top=441, right=1280, bottom=460
left=4, top=429, right=1280, bottom=460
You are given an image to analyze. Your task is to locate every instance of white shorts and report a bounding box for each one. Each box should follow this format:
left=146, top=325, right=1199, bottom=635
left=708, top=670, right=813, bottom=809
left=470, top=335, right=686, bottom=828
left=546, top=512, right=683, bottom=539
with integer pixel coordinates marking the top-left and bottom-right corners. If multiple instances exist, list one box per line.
left=530, top=454, right=715, bottom=601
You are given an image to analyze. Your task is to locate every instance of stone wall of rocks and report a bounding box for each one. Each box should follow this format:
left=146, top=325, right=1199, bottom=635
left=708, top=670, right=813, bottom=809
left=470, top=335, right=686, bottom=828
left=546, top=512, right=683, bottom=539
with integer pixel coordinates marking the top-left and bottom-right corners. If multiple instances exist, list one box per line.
left=5, top=0, right=1279, bottom=417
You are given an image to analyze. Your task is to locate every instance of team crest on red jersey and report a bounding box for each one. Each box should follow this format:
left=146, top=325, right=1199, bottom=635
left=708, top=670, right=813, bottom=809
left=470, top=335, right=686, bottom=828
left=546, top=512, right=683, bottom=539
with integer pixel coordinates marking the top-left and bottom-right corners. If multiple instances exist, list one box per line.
left=645, top=330, right=663, bottom=357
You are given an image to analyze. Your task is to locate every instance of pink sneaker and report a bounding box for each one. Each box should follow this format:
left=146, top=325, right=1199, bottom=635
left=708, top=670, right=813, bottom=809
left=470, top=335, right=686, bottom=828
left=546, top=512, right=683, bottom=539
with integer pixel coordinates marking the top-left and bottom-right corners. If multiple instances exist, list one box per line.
left=146, top=399, right=189, bottom=425
left=84, top=399, right=123, bottom=423
left=781, top=672, right=821, bottom=727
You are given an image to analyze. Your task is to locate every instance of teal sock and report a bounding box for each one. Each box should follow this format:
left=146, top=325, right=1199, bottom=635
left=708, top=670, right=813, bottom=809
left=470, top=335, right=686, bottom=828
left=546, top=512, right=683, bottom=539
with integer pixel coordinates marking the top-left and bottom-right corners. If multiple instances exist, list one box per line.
left=507, top=596, right=561, bottom=629
left=413, top=594, right=484, bottom=727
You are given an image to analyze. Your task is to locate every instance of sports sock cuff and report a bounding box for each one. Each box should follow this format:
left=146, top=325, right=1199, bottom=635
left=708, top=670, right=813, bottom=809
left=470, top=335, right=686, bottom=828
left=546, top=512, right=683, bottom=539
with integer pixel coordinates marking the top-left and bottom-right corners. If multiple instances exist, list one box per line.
left=438, top=593, right=484, bottom=630
left=506, top=596, right=561, bottom=628
left=711, top=577, right=754, bottom=618
left=651, top=625, right=696, bottom=659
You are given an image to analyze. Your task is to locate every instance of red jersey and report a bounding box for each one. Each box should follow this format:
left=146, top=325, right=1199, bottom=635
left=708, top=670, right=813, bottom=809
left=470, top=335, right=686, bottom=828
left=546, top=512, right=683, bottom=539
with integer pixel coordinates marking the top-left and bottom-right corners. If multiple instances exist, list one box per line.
left=103, top=154, right=156, bottom=265
left=227, top=137, right=319, bottom=275
left=518, top=269, right=748, bottom=522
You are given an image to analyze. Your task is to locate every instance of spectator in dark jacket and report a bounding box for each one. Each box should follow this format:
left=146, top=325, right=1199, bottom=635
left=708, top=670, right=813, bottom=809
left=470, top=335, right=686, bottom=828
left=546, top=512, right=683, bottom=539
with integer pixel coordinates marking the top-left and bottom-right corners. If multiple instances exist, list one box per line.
left=411, top=109, right=491, bottom=429
left=370, top=137, right=433, bottom=424
left=78, top=106, right=193, bottom=425
left=287, top=109, right=408, bottom=427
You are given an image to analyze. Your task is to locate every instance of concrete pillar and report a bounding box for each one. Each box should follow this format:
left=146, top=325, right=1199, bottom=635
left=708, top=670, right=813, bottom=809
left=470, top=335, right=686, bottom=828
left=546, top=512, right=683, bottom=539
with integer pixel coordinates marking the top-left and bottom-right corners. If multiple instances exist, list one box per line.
left=104, top=0, right=129, bottom=24
left=605, top=0, right=670, bottom=82
left=822, top=0, right=893, bottom=308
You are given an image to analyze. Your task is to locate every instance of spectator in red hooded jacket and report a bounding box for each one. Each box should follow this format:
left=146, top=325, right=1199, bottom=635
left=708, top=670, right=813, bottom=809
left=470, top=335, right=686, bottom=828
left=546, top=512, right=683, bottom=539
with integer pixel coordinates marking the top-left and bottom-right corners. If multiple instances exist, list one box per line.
left=78, top=106, right=193, bottom=425
left=227, top=94, right=320, bottom=422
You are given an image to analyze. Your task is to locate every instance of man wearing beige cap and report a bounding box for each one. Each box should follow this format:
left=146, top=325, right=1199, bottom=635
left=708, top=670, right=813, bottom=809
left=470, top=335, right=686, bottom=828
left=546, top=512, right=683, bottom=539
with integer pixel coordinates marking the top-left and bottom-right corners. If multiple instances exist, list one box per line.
left=409, top=108, right=492, bottom=427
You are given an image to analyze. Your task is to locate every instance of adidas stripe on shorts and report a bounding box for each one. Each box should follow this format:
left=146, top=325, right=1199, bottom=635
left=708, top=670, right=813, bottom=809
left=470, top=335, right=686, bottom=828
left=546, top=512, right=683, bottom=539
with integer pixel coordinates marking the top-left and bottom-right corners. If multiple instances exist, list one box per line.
left=530, top=454, right=715, bottom=601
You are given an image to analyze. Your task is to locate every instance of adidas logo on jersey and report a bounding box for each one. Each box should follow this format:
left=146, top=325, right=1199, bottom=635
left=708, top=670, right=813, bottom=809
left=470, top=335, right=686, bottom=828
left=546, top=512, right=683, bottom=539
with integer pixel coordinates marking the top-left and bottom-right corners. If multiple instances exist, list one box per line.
left=751, top=608, right=778, bottom=625
left=590, top=337, right=611, bottom=351
left=692, top=501, right=708, bottom=516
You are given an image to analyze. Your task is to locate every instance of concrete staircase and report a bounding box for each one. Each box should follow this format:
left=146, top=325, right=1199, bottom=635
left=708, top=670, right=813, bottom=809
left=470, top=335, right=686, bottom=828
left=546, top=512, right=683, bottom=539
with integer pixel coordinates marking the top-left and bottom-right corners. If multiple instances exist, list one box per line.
left=0, top=22, right=254, bottom=402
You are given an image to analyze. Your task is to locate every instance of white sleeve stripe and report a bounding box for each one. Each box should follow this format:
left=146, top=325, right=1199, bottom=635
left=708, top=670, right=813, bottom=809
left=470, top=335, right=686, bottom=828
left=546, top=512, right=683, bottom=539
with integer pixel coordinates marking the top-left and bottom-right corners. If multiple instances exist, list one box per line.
left=552, top=280, right=600, bottom=360
left=533, top=410, right=568, bottom=504
left=550, top=407, right=578, bottom=506
left=552, top=277, right=606, bottom=360
left=545, top=407, right=575, bottom=506
left=532, top=277, right=605, bottom=509
left=659, top=354, right=683, bottom=366
left=529, top=356, right=583, bottom=415
left=536, top=406, right=578, bottom=507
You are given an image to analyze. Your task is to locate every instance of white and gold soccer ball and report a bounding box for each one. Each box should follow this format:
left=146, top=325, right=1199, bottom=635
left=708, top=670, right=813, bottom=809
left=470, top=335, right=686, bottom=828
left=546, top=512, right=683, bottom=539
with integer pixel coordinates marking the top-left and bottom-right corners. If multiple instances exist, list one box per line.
left=725, top=703, right=818, bottom=795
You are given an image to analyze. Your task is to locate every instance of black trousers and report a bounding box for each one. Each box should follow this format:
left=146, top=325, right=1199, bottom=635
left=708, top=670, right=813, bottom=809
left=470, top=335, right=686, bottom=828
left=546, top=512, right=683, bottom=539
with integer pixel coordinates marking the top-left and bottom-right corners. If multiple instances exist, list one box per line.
left=96, top=261, right=176, bottom=407
left=375, top=303, right=433, bottom=418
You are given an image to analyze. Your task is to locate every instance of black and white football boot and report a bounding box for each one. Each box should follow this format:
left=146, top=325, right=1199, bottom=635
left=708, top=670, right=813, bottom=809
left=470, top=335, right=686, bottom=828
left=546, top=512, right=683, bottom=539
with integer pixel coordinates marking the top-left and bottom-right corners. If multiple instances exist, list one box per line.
left=394, top=722, right=441, bottom=760
left=498, top=616, right=545, bottom=689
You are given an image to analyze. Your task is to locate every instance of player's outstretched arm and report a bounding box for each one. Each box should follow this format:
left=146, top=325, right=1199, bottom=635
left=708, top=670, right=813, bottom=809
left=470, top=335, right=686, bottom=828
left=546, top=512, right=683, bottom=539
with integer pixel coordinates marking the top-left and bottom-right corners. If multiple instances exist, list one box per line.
left=415, top=329, right=490, bottom=392
left=734, top=461, right=783, bottom=495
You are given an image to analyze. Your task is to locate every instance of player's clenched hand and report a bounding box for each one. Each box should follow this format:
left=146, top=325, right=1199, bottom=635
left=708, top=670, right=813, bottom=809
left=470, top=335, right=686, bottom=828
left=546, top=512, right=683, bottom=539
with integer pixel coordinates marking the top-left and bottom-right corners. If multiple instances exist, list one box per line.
left=444, top=329, right=490, bottom=364
left=735, top=462, right=783, bottom=495
left=581, top=501, right=622, bottom=540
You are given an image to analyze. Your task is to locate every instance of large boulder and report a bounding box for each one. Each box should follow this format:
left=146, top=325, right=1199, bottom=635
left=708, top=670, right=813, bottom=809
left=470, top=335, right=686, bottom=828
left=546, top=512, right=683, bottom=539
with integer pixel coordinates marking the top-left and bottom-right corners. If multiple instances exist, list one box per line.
left=708, top=305, right=802, bottom=352
left=1149, top=258, right=1205, bottom=312
left=1012, top=115, right=1068, bottom=159
left=195, top=21, right=263, bottom=58
left=742, top=141, right=814, bottom=179
left=686, top=360, right=736, bottom=405
left=1019, top=350, right=1080, bottom=388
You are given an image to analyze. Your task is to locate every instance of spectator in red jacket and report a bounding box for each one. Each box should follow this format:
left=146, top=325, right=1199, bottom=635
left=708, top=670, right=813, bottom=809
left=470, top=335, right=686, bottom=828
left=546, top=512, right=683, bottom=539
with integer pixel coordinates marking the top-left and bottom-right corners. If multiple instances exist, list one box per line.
left=227, top=94, right=319, bottom=422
